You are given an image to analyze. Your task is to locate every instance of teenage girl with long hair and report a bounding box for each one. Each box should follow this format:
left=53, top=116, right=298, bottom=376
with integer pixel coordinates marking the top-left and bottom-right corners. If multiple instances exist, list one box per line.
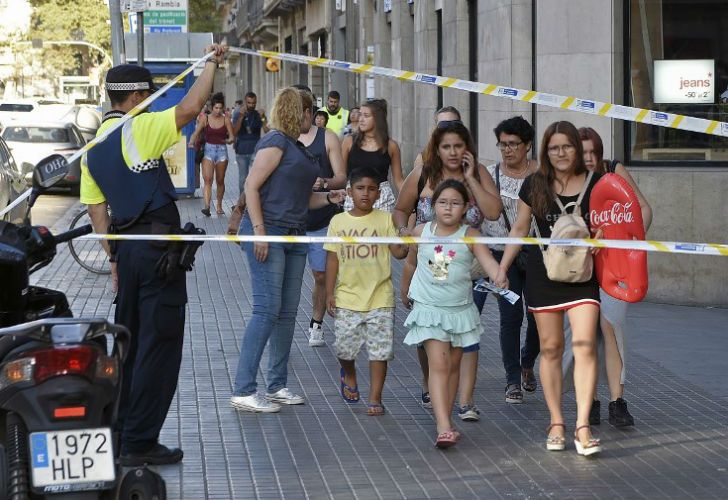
left=342, top=99, right=403, bottom=212
left=189, top=92, right=234, bottom=216
left=497, top=121, right=603, bottom=456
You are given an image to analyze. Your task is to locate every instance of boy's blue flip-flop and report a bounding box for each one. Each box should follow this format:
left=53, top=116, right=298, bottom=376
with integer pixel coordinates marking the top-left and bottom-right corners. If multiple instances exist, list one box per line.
left=340, top=368, right=360, bottom=403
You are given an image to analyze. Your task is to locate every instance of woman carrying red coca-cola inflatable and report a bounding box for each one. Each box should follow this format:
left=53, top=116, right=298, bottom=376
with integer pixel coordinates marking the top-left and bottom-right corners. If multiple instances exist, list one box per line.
left=562, top=127, right=653, bottom=429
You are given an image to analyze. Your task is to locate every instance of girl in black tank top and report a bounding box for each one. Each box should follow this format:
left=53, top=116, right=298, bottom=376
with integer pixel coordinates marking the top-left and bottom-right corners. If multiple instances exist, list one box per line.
left=341, top=99, right=403, bottom=212
left=347, top=143, right=391, bottom=183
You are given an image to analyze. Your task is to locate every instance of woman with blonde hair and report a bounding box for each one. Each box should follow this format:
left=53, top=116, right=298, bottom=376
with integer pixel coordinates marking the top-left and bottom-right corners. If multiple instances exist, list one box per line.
left=230, top=87, right=345, bottom=413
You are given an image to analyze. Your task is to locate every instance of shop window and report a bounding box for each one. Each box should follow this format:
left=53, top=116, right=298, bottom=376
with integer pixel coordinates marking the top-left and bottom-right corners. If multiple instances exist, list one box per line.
left=627, top=0, right=728, bottom=163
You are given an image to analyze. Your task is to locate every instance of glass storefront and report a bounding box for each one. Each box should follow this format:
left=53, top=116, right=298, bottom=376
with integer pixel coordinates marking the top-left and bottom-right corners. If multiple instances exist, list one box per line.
left=628, top=0, right=728, bottom=163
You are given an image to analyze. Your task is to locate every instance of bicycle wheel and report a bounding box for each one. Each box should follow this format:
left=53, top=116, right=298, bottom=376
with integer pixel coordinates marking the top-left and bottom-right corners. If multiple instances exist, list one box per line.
left=67, top=208, right=112, bottom=275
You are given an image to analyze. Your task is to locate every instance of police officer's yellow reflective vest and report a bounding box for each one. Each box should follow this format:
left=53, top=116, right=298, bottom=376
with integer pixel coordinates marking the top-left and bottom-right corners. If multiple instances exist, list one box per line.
left=322, top=107, right=349, bottom=136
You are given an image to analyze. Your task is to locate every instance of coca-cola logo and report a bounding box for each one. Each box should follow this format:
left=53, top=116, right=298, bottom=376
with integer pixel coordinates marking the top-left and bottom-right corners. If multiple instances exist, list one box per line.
left=590, top=202, right=635, bottom=227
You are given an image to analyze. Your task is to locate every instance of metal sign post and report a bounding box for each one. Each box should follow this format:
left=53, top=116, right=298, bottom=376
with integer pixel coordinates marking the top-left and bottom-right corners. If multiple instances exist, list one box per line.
left=121, top=0, right=147, bottom=66
left=137, top=11, right=145, bottom=66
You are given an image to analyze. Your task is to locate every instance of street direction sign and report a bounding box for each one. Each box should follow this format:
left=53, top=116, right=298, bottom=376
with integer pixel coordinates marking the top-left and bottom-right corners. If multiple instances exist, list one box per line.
left=127, top=0, right=188, bottom=33
left=121, top=0, right=148, bottom=13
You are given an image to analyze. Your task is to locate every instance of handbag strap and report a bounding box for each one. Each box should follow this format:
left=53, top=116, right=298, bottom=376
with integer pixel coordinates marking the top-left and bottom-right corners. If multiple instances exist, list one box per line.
left=532, top=214, right=545, bottom=251
left=495, top=163, right=513, bottom=232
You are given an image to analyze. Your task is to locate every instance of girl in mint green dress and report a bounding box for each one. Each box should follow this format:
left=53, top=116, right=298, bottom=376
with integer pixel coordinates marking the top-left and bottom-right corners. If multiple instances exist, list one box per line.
left=401, top=179, right=507, bottom=448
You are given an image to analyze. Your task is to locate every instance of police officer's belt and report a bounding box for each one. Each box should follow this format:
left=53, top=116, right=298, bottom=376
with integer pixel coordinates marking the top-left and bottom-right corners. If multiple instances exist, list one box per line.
left=113, top=221, right=179, bottom=235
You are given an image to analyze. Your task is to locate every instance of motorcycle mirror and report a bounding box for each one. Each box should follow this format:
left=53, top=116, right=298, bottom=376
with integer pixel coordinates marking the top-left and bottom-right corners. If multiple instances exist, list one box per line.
left=33, top=154, right=70, bottom=189
left=26, top=154, right=70, bottom=211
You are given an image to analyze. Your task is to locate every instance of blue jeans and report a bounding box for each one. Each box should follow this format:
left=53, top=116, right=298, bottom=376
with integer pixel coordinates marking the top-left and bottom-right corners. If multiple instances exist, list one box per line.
left=236, top=153, right=253, bottom=194
left=233, top=216, right=308, bottom=396
left=474, top=250, right=540, bottom=385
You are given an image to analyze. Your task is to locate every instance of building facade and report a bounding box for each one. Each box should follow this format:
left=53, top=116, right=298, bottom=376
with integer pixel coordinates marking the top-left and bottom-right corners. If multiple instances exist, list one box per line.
left=231, top=0, right=728, bottom=306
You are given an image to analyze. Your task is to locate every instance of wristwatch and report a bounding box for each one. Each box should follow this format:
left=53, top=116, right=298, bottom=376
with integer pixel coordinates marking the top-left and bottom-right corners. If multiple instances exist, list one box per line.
left=397, top=226, right=409, bottom=236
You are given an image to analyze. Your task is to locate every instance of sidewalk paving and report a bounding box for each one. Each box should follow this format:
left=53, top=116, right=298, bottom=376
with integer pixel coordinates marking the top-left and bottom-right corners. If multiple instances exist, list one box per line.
left=34, top=169, right=728, bottom=499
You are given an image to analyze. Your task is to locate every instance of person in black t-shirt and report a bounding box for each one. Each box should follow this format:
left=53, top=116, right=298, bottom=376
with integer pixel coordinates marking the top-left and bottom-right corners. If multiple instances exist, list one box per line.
left=232, top=91, right=269, bottom=194
left=497, top=121, right=603, bottom=457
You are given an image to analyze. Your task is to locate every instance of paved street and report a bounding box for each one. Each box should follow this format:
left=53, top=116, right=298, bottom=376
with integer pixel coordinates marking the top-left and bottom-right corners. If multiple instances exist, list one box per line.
left=32, top=170, right=728, bottom=499
left=30, top=192, right=79, bottom=228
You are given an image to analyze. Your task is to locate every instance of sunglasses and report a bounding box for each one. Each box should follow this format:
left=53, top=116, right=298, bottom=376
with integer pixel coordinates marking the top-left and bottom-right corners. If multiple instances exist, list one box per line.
left=436, top=119, right=464, bottom=129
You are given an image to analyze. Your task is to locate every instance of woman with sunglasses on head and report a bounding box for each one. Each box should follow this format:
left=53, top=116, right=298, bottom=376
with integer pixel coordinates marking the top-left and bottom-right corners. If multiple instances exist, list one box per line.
left=496, top=121, right=603, bottom=456
left=189, top=92, right=235, bottom=216
left=561, top=127, right=652, bottom=428
left=342, top=99, right=403, bottom=212
left=394, top=114, right=502, bottom=421
left=412, top=106, right=462, bottom=169
left=480, top=116, right=541, bottom=406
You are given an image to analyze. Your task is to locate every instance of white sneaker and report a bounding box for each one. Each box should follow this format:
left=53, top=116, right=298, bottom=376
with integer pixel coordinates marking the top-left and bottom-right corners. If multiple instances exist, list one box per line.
left=230, top=393, right=281, bottom=413
left=265, top=388, right=305, bottom=405
left=308, top=323, right=325, bottom=347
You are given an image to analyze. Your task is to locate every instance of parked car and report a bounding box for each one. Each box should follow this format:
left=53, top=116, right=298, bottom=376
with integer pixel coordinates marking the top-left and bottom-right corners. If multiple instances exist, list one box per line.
left=35, top=103, right=101, bottom=142
left=0, top=120, right=85, bottom=195
left=0, top=136, right=29, bottom=223
left=0, top=99, right=38, bottom=131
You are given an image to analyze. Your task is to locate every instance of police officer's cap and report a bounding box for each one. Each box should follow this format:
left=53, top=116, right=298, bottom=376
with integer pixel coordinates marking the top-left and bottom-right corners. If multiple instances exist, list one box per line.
left=105, top=64, right=157, bottom=92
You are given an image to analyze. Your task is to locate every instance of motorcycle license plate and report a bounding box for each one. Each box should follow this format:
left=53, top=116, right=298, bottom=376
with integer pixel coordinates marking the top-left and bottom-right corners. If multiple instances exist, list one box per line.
left=29, top=428, right=115, bottom=493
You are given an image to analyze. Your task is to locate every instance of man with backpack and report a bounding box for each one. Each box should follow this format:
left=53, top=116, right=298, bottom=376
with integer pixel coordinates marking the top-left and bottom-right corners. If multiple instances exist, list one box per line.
left=232, top=91, right=268, bottom=194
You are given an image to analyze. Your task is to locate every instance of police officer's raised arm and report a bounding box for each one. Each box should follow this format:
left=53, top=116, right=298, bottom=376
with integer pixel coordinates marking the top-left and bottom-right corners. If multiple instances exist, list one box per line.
left=174, top=44, right=227, bottom=131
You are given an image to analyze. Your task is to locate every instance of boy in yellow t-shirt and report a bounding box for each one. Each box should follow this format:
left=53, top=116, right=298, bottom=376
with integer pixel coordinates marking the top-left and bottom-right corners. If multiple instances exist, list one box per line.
left=325, top=167, right=408, bottom=415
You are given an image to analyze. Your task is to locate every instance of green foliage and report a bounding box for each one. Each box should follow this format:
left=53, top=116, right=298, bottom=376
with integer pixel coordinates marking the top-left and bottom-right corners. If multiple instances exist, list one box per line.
left=26, top=0, right=111, bottom=77
left=189, top=0, right=222, bottom=33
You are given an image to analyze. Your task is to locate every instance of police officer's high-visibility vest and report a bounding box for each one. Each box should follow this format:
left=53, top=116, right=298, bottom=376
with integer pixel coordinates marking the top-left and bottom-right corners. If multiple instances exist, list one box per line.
left=322, top=107, right=349, bottom=136
left=86, top=118, right=178, bottom=222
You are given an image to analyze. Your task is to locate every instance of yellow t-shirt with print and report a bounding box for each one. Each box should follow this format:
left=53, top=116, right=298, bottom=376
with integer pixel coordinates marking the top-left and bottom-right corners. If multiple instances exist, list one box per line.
left=80, top=107, right=181, bottom=205
left=324, top=209, right=396, bottom=312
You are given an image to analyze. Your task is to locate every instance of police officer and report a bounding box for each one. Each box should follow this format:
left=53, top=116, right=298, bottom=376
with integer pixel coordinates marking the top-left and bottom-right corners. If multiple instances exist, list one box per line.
left=81, top=44, right=227, bottom=466
left=320, top=90, right=349, bottom=136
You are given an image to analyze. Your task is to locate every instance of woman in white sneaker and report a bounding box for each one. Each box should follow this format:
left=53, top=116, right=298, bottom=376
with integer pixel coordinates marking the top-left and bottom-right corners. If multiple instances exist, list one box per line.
left=230, top=87, right=345, bottom=413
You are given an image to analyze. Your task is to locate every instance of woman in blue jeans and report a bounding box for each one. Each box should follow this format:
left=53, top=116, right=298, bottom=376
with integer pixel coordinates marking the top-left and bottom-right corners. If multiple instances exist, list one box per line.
left=231, top=87, right=345, bottom=413
left=479, top=116, right=540, bottom=404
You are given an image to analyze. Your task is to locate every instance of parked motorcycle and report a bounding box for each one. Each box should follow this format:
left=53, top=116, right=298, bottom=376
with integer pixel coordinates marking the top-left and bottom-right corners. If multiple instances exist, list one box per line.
left=0, top=155, right=136, bottom=499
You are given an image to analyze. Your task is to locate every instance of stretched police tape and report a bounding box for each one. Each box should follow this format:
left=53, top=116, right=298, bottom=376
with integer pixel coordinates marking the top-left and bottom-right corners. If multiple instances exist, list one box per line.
left=74, top=233, right=728, bottom=257
left=228, top=47, right=728, bottom=139
left=0, top=52, right=215, bottom=218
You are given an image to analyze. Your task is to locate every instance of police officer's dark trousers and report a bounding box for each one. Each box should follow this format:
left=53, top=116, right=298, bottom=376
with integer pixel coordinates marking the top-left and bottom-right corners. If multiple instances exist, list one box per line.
left=114, top=239, right=187, bottom=454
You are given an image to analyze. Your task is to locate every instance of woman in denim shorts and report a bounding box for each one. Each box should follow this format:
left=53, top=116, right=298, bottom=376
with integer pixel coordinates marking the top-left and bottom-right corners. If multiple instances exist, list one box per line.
left=189, top=92, right=234, bottom=216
